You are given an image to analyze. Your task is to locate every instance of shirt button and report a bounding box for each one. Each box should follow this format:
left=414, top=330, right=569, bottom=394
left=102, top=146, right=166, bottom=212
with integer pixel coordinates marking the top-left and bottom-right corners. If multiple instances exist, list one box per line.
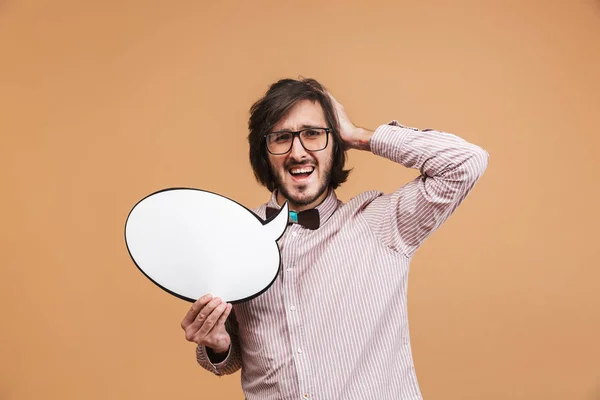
left=291, top=231, right=298, bottom=237
left=303, top=394, right=310, bottom=399
left=297, top=348, right=302, bottom=354
left=290, top=305, right=296, bottom=311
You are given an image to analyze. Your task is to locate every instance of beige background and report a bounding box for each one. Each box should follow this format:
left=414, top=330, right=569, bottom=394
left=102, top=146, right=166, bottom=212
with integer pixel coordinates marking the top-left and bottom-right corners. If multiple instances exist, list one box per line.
left=1, top=0, right=599, bottom=399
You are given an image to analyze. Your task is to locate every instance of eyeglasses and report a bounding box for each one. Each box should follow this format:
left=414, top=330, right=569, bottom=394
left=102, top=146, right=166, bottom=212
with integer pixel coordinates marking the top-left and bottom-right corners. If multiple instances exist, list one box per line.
left=264, top=127, right=331, bottom=155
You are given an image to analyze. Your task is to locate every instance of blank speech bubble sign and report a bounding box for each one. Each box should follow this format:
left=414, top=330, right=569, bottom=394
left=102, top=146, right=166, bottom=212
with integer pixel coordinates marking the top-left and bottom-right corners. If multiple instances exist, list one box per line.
left=124, top=188, right=288, bottom=303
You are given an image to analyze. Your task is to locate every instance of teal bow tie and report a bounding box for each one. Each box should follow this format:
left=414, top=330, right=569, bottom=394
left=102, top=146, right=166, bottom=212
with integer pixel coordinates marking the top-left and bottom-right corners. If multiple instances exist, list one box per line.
left=265, top=207, right=320, bottom=230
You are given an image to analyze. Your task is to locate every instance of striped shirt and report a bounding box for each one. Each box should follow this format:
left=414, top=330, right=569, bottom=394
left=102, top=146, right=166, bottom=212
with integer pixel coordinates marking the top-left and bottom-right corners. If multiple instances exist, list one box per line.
left=196, top=121, right=489, bottom=399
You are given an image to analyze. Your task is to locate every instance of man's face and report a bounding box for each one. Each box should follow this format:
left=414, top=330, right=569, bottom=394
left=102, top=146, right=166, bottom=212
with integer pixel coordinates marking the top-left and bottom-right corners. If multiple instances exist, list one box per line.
left=267, top=99, right=334, bottom=211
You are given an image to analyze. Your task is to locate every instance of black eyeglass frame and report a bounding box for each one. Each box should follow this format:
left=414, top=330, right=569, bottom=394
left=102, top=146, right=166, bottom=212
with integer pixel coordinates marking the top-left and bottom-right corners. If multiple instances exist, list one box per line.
left=263, top=127, right=331, bottom=155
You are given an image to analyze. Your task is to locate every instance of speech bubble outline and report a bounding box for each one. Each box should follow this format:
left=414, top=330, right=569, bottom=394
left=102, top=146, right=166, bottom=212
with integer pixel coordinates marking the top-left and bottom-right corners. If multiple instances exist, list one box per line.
left=124, top=187, right=289, bottom=304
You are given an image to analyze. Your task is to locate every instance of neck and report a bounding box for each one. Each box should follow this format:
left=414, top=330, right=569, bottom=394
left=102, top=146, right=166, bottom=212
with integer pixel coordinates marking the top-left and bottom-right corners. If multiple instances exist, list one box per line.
left=276, top=187, right=330, bottom=212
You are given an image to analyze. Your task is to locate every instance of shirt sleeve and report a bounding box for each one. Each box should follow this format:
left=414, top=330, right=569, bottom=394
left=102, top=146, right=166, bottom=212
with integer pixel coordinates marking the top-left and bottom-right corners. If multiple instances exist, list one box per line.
left=195, top=308, right=243, bottom=376
left=363, top=121, right=489, bottom=257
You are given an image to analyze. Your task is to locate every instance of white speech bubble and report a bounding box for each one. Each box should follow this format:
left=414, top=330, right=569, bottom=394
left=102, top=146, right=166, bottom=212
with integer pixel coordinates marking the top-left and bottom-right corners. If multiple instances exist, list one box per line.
left=124, top=188, right=288, bottom=303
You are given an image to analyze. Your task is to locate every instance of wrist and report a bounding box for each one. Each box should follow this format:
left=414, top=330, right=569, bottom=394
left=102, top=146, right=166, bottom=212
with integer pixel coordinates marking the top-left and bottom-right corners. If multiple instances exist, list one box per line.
left=348, top=127, right=374, bottom=151
left=206, top=345, right=230, bottom=363
left=207, top=344, right=229, bottom=355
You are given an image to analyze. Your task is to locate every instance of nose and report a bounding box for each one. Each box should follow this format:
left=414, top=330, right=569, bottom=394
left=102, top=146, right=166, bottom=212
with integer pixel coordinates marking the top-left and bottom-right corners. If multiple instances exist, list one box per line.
left=288, top=135, right=308, bottom=160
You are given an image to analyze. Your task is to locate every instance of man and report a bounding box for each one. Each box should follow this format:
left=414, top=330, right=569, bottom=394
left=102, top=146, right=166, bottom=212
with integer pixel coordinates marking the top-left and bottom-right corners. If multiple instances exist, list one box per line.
left=181, top=78, right=489, bottom=399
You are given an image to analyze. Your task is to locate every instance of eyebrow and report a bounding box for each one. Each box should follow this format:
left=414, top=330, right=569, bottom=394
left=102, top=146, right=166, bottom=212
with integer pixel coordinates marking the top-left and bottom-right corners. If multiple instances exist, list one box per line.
left=272, top=124, right=326, bottom=133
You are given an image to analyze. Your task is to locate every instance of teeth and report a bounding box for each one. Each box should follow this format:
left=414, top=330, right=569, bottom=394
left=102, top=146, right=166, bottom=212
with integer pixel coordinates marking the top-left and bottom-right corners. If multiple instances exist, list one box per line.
left=290, top=167, right=314, bottom=175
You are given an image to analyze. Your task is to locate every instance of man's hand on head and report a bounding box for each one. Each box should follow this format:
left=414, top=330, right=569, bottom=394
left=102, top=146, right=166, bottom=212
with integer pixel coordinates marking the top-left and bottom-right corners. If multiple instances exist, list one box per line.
left=328, top=92, right=374, bottom=151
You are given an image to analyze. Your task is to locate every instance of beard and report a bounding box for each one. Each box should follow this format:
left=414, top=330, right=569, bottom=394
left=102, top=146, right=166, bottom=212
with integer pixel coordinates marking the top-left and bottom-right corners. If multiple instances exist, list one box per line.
left=271, top=160, right=332, bottom=207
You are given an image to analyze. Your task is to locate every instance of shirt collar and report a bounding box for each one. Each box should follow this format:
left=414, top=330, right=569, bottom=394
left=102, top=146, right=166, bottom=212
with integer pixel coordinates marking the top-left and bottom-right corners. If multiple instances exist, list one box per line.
left=267, top=188, right=340, bottom=228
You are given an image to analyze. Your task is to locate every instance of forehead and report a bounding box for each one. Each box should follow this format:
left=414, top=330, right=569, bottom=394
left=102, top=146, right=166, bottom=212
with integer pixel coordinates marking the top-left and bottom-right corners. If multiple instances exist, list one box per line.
left=273, top=99, right=326, bottom=131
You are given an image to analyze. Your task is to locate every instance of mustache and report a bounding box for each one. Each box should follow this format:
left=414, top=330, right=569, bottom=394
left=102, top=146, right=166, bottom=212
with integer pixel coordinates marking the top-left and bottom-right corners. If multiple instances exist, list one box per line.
left=285, top=160, right=316, bottom=169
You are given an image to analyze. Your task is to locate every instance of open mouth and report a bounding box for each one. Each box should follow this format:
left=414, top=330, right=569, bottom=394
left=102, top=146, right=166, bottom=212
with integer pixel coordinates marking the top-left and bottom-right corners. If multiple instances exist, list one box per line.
left=288, top=166, right=315, bottom=179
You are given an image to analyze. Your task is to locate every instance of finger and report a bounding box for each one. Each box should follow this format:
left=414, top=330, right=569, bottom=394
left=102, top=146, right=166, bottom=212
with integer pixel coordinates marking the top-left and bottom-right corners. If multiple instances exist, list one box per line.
left=181, top=293, right=213, bottom=329
left=216, top=303, right=232, bottom=328
left=197, top=302, right=228, bottom=338
left=327, top=91, right=338, bottom=103
left=326, top=92, right=345, bottom=115
left=185, top=297, right=223, bottom=336
left=193, top=304, right=232, bottom=347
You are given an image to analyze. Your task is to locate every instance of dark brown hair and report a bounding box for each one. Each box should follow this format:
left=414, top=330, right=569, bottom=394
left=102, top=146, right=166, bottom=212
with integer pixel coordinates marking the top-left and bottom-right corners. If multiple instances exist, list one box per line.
left=248, top=77, right=351, bottom=192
